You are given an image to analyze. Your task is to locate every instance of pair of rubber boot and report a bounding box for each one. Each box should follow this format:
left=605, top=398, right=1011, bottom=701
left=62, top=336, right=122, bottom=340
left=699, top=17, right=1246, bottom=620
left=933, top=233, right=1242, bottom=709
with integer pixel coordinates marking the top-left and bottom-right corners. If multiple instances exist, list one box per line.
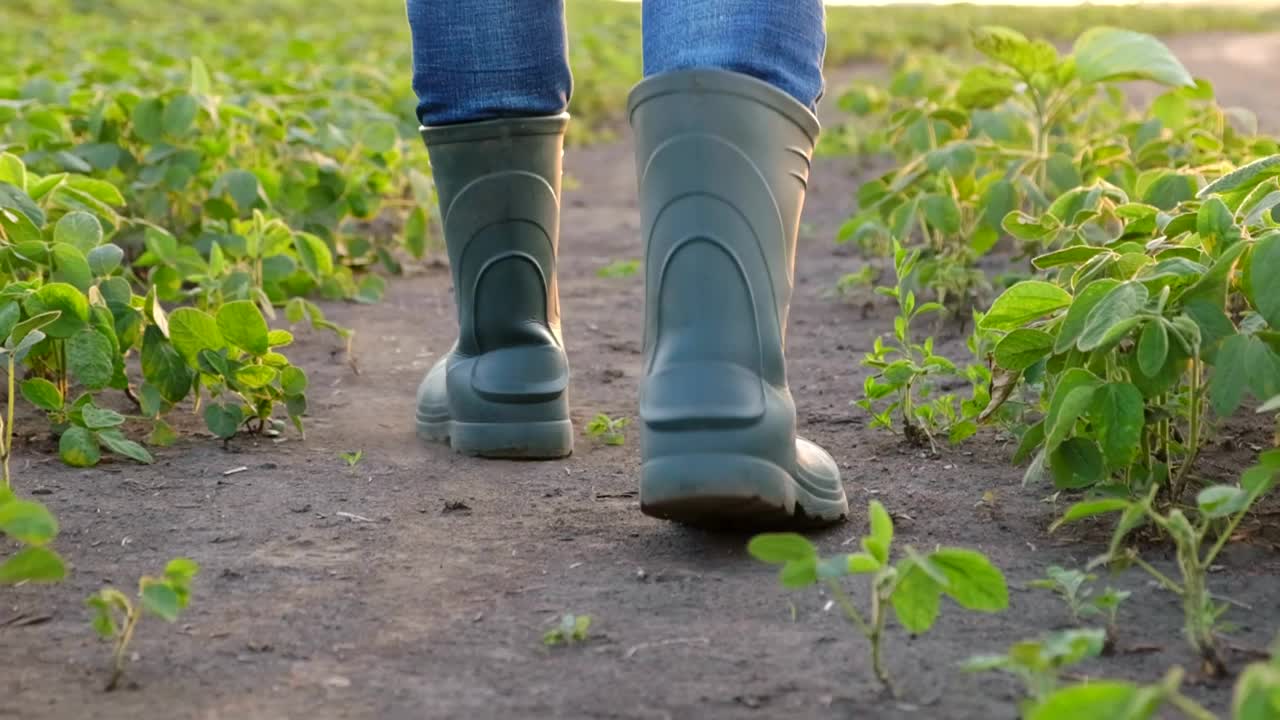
left=415, top=70, right=849, bottom=529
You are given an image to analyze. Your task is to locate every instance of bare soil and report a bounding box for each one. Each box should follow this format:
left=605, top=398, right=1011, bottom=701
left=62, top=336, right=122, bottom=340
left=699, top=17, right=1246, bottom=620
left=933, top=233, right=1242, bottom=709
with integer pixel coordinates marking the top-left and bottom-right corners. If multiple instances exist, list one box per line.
left=3, top=33, right=1280, bottom=720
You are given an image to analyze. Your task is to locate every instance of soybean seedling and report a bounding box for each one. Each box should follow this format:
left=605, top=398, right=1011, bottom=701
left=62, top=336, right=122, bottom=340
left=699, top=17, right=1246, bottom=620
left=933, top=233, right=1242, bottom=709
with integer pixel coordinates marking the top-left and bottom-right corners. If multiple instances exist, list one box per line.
left=1029, top=566, right=1130, bottom=641
left=963, top=628, right=1106, bottom=707
left=1053, top=450, right=1280, bottom=677
left=86, top=558, right=200, bottom=690
left=340, top=449, right=364, bottom=467
left=543, top=613, right=592, bottom=647
left=585, top=413, right=629, bottom=446
left=749, top=501, right=1008, bottom=695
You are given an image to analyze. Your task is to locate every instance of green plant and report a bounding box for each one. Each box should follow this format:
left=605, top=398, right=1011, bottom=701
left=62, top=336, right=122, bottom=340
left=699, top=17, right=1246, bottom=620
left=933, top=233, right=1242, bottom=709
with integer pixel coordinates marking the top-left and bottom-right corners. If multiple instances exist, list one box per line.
left=340, top=449, right=363, bottom=466
left=1028, top=666, right=1214, bottom=720
left=596, top=259, right=639, bottom=279
left=962, top=628, right=1106, bottom=707
left=585, top=413, right=629, bottom=446
left=857, top=242, right=989, bottom=449
left=1029, top=565, right=1130, bottom=635
left=748, top=501, right=1008, bottom=695
left=0, top=486, right=66, bottom=584
left=86, top=558, right=200, bottom=691
left=1053, top=450, right=1280, bottom=676
left=543, top=613, right=592, bottom=647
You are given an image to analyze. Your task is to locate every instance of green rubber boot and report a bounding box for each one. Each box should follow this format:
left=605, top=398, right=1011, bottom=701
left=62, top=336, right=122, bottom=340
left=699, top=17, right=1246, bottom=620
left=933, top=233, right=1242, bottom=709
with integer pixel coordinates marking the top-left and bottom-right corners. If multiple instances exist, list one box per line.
left=629, top=70, right=849, bottom=528
left=415, top=114, right=573, bottom=459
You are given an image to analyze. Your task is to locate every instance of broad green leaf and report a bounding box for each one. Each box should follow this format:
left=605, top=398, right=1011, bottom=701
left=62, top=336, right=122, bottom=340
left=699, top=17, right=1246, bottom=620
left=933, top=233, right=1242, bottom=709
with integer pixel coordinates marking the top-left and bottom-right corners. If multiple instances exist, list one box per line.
left=25, top=282, right=89, bottom=338
left=140, top=582, right=181, bottom=621
left=162, top=94, right=198, bottom=136
left=0, top=546, right=65, bottom=584
left=0, top=153, right=25, bottom=190
left=0, top=499, right=58, bottom=545
left=233, top=364, right=276, bottom=389
left=50, top=243, right=93, bottom=292
left=404, top=206, right=428, bottom=259
left=1197, top=485, right=1248, bottom=519
left=922, top=194, right=961, bottom=235
left=59, top=427, right=100, bottom=468
left=168, top=307, right=225, bottom=364
left=97, top=429, right=154, bottom=464
left=131, top=98, right=165, bottom=143
left=779, top=558, right=818, bottom=589
left=355, top=275, right=386, bottom=304
left=166, top=557, right=200, bottom=584
left=1054, top=279, right=1120, bottom=353
left=294, top=233, right=334, bottom=279
left=994, top=329, right=1054, bottom=371
left=0, top=181, right=45, bottom=227
left=1199, top=155, right=1280, bottom=197
left=1090, top=383, right=1144, bottom=468
left=891, top=560, right=942, bottom=633
left=203, top=402, right=243, bottom=439
left=867, top=500, right=893, bottom=557
left=220, top=169, right=261, bottom=214
left=1077, top=282, right=1148, bottom=351
left=747, top=533, right=817, bottom=564
left=1050, top=437, right=1105, bottom=489
left=281, top=365, right=307, bottom=396
left=1047, top=385, right=1099, bottom=450
left=81, top=405, right=125, bottom=429
left=54, top=211, right=103, bottom=252
left=846, top=553, right=881, bottom=574
left=1233, top=658, right=1280, bottom=720
left=955, top=66, right=1015, bottom=109
left=217, top=300, right=270, bottom=355
left=929, top=548, right=1008, bottom=612
left=9, top=329, right=45, bottom=365
left=87, top=244, right=124, bottom=276
left=67, top=328, right=114, bottom=390
left=190, top=57, right=213, bottom=96
left=0, top=303, right=18, bottom=344
left=1250, top=233, right=1280, bottom=329
left=1137, top=321, right=1169, bottom=377
left=979, top=281, right=1072, bottom=332
left=1050, top=498, right=1131, bottom=531
left=1197, top=197, right=1236, bottom=248
left=361, top=122, right=399, bottom=153
left=1029, top=682, right=1152, bottom=720
left=20, top=378, right=63, bottom=412
left=1032, top=246, right=1108, bottom=270
left=267, top=329, right=293, bottom=347
left=972, top=26, right=1058, bottom=78
left=140, top=326, right=193, bottom=404
left=1072, top=27, right=1193, bottom=87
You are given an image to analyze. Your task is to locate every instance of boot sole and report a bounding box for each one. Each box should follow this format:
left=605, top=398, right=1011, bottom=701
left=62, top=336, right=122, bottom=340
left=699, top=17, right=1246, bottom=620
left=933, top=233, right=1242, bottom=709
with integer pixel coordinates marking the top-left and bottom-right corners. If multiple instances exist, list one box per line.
left=640, top=454, right=848, bottom=530
left=417, top=414, right=573, bottom=460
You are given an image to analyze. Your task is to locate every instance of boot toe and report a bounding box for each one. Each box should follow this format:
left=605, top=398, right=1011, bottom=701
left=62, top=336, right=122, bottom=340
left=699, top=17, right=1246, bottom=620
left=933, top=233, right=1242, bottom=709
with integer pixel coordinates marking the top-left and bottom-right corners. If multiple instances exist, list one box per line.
left=415, top=357, right=451, bottom=443
left=792, top=437, right=850, bottom=524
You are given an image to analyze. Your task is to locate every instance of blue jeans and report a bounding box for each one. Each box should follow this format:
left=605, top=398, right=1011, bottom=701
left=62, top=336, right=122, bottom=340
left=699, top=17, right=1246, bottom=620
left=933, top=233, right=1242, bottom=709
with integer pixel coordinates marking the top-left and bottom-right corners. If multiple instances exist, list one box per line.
left=407, top=0, right=826, bottom=126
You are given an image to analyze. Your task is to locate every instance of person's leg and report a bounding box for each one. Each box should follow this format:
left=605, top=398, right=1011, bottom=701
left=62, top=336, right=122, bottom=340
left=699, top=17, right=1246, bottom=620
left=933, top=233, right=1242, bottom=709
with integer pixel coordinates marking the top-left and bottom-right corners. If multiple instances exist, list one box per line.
left=407, top=1, right=575, bottom=458
left=641, top=0, right=826, bottom=110
left=407, top=0, right=572, bottom=125
left=629, top=1, right=848, bottom=528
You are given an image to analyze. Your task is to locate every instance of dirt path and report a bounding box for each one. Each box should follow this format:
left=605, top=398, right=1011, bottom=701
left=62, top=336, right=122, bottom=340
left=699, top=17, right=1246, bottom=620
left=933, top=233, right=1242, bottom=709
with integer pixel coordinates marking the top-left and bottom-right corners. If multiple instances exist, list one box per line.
left=3, top=33, right=1280, bottom=720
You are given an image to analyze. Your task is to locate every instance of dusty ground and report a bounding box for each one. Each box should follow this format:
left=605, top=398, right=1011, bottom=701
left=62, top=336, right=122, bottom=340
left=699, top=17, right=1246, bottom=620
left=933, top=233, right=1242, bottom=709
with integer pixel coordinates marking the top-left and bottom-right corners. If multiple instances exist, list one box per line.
left=3, top=33, right=1280, bottom=720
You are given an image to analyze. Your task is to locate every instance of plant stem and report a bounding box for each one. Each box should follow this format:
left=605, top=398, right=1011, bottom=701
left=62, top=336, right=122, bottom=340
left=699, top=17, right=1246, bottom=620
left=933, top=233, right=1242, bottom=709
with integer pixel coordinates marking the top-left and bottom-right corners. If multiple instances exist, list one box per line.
left=1130, top=554, right=1184, bottom=596
left=1170, top=357, right=1203, bottom=502
left=1168, top=693, right=1217, bottom=720
left=827, top=580, right=894, bottom=695
left=107, top=606, right=140, bottom=692
left=3, top=354, right=13, bottom=489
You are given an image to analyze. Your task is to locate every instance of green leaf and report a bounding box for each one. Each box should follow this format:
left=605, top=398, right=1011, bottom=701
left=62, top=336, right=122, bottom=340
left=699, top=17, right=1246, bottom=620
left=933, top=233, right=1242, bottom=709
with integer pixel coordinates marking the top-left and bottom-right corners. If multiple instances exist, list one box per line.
left=891, top=560, right=942, bottom=633
left=994, top=329, right=1054, bottom=372
left=1072, top=27, right=1194, bottom=87
left=131, top=98, right=165, bottom=143
left=87, top=244, right=124, bottom=276
left=1032, top=246, right=1108, bottom=270
left=361, top=122, right=399, bottom=154
left=972, top=26, right=1058, bottom=78
left=162, top=94, right=198, bottom=136
left=1055, top=279, right=1119, bottom=354
left=1197, top=197, right=1236, bottom=247
left=404, top=206, right=428, bottom=259
left=54, top=211, right=103, bottom=252
left=140, top=582, right=181, bottom=622
left=922, top=194, right=961, bottom=235
left=1212, top=334, right=1265, bottom=416
left=67, top=328, right=114, bottom=390
left=168, top=307, right=225, bottom=365
left=1250, top=232, right=1280, bottom=329
left=1137, top=321, right=1169, bottom=377
left=955, top=66, right=1015, bottom=109
left=846, top=553, right=881, bottom=574
left=216, top=300, right=270, bottom=355
left=0, top=499, right=58, bottom=545
left=1090, top=383, right=1145, bottom=468
left=1050, top=437, right=1105, bottom=489
left=0, top=303, right=19, bottom=344
left=778, top=558, right=818, bottom=589
left=355, top=275, right=386, bottom=304
left=8, top=329, right=45, bottom=365
left=220, top=170, right=261, bottom=214
left=1050, top=498, right=1131, bottom=531
left=58, top=426, right=100, bottom=468
left=20, top=378, right=63, bottom=412
left=747, top=533, right=817, bottom=564
left=1197, top=485, right=1248, bottom=519
left=97, top=429, right=154, bottom=464
left=281, top=366, right=308, bottom=396
left=25, top=282, right=89, bottom=338
left=203, top=402, right=243, bottom=440
left=1046, top=386, right=1098, bottom=450
left=867, top=500, right=893, bottom=560
left=0, top=546, right=65, bottom=584
left=50, top=243, right=93, bottom=292
left=233, top=364, right=276, bottom=389
left=1077, top=282, right=1148, bottom=351
left=1029, top=682, right=1150, bottom=720
left=140, top=326, right=193, bottom=404
left=294, top=233, right=334, bottom=279
left=929, top=548, right=1008, bottom=612
left=1233, top=657, right=1280, bottom=720
left=81, top=405, right=125, bottom=429
left=1199, top=155, right=1280, bottom=197
left=165, top=557, right=200, bottom=584
left=979, top=281, right=1072, bottom=332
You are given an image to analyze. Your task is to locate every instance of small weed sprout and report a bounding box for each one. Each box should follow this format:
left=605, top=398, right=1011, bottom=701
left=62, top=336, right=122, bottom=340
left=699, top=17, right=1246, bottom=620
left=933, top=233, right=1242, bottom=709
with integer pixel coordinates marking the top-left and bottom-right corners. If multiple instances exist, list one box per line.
left=749, top=501, right=1008, bottom=695
left=585, top=413, right=629, bottom=446
left=341, top=450, right=364, bottom=467
left=1029, top=565, right=1129, bottom=642
left=543, top=614, right=591, bottom=646
left=596, top=259, right=640, bottom=279
left=86, top=558, right=200, bottom=691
